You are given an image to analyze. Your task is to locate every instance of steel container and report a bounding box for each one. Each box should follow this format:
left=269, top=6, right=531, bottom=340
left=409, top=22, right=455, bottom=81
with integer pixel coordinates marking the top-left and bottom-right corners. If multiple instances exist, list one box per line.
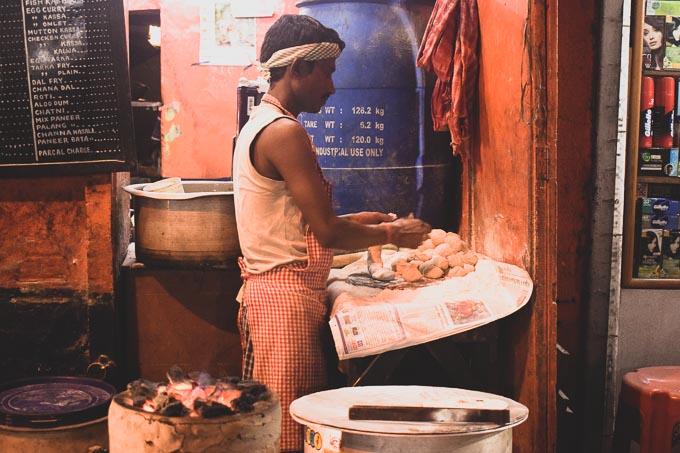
left=123, top=180, right=240, bottom=266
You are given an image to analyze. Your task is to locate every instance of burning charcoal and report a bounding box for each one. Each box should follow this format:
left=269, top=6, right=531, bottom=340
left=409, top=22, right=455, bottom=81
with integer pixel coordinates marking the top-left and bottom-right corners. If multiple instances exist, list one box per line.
left=124, top=369, right=275, bottom=419
left=214, top=380, right=239, bottom=391
left=153, top=393, right=187, bottom=416
left=237, top=379, right=269, bottom=401
left=194, top=399, right=234, bottom=418
left=127, top=378, right=161, bottom=394
left=166, top=365, right=189, bottom=384
left=231, top=395, right=254, bottom=413
left=220, top=375, right=241, bottom=384
left=211, top=383, right=242, bottom=408
left=127, top=379, right=163, bottom=407
left=228, top=381, right=271, bottom=413
left=230, top=381, right=265, bottom=411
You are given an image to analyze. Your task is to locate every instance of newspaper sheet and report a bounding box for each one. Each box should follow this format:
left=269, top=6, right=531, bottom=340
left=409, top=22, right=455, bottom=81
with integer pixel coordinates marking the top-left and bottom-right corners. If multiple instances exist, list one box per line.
left=327, top=252, right=533, bottom=360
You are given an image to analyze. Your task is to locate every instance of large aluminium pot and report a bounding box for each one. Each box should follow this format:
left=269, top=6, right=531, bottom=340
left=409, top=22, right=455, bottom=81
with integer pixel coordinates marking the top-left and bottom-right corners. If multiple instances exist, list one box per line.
left=124, top=180, right=240, bottom=266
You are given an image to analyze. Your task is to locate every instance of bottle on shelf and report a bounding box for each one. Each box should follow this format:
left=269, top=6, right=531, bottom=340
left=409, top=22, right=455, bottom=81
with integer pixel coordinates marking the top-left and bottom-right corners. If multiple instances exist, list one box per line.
left=640, top=76, right=655, bottom=148
left=652, top=76, right=675, bottom=148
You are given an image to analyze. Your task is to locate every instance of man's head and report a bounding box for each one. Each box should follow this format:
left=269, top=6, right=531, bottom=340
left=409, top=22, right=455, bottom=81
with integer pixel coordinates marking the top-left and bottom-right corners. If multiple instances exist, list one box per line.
left=259, top=14, right=345, bottom=83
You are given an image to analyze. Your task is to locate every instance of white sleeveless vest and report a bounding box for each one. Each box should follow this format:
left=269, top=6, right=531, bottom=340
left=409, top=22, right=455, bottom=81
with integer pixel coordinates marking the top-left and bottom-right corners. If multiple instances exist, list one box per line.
left=232, top=103, right=308, bottom=274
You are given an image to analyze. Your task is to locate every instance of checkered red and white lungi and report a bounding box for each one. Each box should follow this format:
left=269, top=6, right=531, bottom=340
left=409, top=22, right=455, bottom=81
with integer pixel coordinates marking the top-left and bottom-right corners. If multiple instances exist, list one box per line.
left=238, top=226, right=333, bottom=452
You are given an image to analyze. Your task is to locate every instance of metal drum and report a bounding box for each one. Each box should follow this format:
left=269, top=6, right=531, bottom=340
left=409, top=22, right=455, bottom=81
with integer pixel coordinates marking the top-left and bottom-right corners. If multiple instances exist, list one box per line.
left=297, top=0, right=458, bottom=230
left=290, top=385, right=529, bottom=452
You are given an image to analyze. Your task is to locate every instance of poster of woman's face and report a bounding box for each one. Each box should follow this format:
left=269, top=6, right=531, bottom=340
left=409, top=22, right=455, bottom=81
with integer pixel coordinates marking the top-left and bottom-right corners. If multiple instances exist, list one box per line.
left=641, top=229, right=661, bottom=258
left=663, top=231, right=680, bottom=258
left=644, top=16, right=665, bottom=50
left=643, top=15, right=666, bottom=69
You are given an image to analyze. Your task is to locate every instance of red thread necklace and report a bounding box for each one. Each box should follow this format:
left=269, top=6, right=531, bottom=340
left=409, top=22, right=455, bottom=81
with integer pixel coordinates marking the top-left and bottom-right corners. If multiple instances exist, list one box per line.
left=262, top=93, right=317, bottom=149
left=262, top=93, right=296, bottom=119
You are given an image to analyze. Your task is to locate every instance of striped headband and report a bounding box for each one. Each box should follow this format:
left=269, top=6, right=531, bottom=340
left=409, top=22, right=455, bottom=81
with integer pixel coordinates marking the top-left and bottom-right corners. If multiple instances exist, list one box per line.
left=258, top=42, right=341, bottom=81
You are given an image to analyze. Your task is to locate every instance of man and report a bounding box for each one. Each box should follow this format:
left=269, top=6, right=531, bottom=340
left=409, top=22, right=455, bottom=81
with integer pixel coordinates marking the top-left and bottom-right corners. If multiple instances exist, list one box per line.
left=232, top=14, right=431, bottom=452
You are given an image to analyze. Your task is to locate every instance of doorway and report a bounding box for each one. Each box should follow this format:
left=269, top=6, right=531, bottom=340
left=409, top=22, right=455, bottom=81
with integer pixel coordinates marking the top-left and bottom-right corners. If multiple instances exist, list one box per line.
left=129, top=9, right=161, bottom=179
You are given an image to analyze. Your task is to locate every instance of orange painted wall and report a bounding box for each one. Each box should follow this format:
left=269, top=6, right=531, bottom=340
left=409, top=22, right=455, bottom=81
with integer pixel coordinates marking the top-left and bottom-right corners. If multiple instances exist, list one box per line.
left=128, top=0, right=299, bottom=179
left=471, top=2, right=557, bottom=451
left=471, top=1, right=532, bottom=266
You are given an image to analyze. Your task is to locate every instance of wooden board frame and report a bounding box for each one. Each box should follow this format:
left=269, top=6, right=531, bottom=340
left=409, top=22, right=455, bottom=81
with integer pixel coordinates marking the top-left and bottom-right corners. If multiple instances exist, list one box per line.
left=0, top=0, right=135, bottom=176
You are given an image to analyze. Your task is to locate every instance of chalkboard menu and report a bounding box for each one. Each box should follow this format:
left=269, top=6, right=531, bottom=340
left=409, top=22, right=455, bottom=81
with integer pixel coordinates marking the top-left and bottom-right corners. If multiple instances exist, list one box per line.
left=0, top=0, right=134, bottom=175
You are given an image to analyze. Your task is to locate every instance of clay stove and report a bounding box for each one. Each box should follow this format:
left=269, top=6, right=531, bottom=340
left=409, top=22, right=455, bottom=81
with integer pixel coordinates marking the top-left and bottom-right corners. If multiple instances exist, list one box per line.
left=108, top=367, right=281, bottom=453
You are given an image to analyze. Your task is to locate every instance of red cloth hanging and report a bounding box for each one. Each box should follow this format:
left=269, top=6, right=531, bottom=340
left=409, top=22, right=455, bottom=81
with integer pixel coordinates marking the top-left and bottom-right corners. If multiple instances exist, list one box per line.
left=417, top=0, right=479, bottom=160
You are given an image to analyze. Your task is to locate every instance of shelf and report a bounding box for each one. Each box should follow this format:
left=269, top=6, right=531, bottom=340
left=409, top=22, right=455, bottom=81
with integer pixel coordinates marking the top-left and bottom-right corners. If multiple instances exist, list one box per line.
left=638, top=176, right=680, bottom=185
left=625, top=277, right=680, bottom=289
left=621, top=1, right=680, bottom=289
left=642, top=69, right=680, bottom=77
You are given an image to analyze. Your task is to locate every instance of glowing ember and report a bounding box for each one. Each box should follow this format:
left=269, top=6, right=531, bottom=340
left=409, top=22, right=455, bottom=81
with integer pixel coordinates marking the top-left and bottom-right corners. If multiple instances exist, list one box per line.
left=125, top=365, right=270, bottom=417
left=142, top=401, right=155, bottom=413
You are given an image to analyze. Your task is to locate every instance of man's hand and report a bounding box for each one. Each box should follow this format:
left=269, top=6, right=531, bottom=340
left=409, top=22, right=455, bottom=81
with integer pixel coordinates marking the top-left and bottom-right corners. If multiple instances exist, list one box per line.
left=387, top=216, right=432, bottom=249
left=342, top=211, right=397, bottom=225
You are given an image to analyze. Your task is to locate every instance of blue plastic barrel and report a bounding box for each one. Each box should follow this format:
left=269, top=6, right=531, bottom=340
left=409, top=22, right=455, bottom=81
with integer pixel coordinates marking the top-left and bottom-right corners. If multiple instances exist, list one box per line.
left=297, top=0, right=458, bottom=230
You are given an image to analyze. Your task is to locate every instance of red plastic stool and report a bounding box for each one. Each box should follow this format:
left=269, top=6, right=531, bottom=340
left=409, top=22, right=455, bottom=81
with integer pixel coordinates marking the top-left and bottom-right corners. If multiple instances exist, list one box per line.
left=612, top=366, right=680, bottom=453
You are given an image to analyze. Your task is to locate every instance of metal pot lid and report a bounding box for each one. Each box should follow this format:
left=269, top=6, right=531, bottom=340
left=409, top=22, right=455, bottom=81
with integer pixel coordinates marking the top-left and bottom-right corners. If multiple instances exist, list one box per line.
left=0, top=376, right=116, bottom=428
left=123, top=180, right=234, bottom=200
left=290, top=386, right=529, bottom=436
